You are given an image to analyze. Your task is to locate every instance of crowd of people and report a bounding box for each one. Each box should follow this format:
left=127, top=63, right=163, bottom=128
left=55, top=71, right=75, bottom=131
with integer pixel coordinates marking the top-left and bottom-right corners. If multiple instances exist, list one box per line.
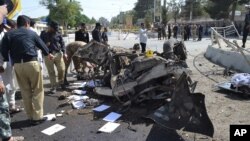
left=156, top=23, right=204, bottom=41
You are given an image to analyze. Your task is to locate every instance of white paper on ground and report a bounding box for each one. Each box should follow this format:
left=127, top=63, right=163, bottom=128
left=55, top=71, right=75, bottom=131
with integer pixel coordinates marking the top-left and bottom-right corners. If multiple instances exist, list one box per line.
left=71, top=82, right=87, bottom=88
left=93, top=104, right=110, bottom=112
left=72, top=90, right=87, bottom=95
left=67, top=95, right=89, bottom=101
left=87, top=80, right=96, bottom=88
left=72, top=101, right=85, bottom=109
left=87, top=80, right=102, bottom=88
left=43, top=114, right=56, bottom=121
left=103, top=112, right=122, bottom=122
left=98, top=122, right=120, bottom=133
left=41, top=124, right=66, bottom=136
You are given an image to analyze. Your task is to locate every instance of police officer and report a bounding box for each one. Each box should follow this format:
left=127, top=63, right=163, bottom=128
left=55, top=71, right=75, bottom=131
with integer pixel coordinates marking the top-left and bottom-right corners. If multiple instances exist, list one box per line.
left=75, top=23, right=89, bottom=43
left=64, top=41, right=86, bottom=84
left=1, top=15, right=53, bottom=126
left=0, top=4, right=25, bottom=141
left=102, top=27, right=108, bottom=45
left=41, top=21, right=67, bottom=93
left=63, top=23, right=89, bottom=83
left=168, top=24, right=172, bottom=39
left=242, top=6, right=250, bottom=48
left=92, top=22, right=102, bottom=42
left=198, top=24, right=203, bottom=41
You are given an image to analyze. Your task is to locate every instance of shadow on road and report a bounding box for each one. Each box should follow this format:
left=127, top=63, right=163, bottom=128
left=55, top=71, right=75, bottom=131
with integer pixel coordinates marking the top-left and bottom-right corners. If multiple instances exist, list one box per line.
left=146, top=125, right=185, bottom=141
left=11, top=119, right=33, bottom=129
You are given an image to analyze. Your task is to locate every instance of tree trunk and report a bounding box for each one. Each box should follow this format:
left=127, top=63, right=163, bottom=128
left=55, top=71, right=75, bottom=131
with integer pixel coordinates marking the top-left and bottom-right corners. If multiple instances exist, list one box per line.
left=231, top=0, right=238, bottom=22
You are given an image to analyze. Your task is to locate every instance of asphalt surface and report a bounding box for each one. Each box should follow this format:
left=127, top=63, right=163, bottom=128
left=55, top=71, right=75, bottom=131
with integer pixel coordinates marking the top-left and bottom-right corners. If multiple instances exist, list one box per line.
left=10, top=75, right=189, bottom=141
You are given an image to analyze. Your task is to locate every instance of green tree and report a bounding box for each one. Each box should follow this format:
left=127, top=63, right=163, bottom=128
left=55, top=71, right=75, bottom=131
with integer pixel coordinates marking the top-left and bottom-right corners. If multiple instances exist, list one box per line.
left=162, top=0, right=169, bottom=25
left=133, top=0, right=154, bottom=19
left=145, top=10, right=153, bottom=29
left=89, top=17, right=97, bottom=24
left=98, top=17, right=110, bottom=27
left=75, top=11, right=91, bottom=26
left=182, top=0, right=205, bottom=20
left=40, top=0, right=82, bottom=28
left=205, top=0, right=250, bottom=20
left=168, top=0, right=183, bottom=23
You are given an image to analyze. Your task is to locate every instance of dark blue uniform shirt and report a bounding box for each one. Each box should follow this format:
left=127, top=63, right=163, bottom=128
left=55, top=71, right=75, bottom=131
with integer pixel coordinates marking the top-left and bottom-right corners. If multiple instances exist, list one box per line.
left=40, top=31, right=65, bottom=54
left=0, top=27, right=49, bottom=63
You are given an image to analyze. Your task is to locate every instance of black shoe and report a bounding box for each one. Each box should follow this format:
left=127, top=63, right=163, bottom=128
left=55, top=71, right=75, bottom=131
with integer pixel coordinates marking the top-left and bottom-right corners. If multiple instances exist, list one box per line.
left=64, top=81, right=70, bottom=86
left=31, top=117, right=47, bottom=125
left=242, top=45, right=245, bottom=48
left=50, top=88, right=57, bottom=94
left=60, top=84, right=66, bottom=90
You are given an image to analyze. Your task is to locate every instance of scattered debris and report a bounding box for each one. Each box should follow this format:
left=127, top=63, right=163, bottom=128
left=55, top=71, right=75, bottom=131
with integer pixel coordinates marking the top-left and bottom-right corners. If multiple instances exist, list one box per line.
left=71, top=40, right=214, bottom=137
left=217, top=73, right=250, bottom=95
left=146, top=73, right=214, bottom=137
left=56, top=114, right=63, bottom=117
left=41, top=124, right=66, bottom=136
left=67, top=95, right=89, bottom=101
left=103, top=112, right=122, bottom=122
left=72, top=101, right=86, bottom=109
left=77, top=109, right=93, bottom=115
left=43, top=114, right=56, bottom=121
left=85, top=98, right=100, bottom=106
left=93, top=104, right=110, bottom=112
left=98, top=122, right=120, bottom=133
left=72, top=90, right=87, bottom=95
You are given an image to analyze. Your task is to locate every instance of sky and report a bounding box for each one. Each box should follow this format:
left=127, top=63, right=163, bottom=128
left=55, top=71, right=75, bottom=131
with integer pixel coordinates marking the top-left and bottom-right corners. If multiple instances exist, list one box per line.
left=21, top=0, right=138, bottom=21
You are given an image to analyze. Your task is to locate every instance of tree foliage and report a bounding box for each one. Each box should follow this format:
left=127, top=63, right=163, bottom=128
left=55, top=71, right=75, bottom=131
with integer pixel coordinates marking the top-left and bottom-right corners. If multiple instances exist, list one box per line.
left=40, top=0, right=82, bottom=27
left=75, top=11, right=90, bottom=26
left=98, top=17, right=110, bottom=27
left=145, top=10, right=153, bottom=29
left=168, top=0, right=183, bottom=23
left=181, top=0, right=205, bottom=20
left=133, top=0, right=154, bottom=19
left=161, top=0, right=169, bottom=25
left=205, top=0, right=250, bottom=20
left=89, top=17, right=97, bottom=24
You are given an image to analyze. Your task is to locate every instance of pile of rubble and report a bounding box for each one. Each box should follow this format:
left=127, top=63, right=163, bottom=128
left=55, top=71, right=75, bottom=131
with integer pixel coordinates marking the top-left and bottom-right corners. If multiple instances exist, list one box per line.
left=61, top=39, right=215, bottom=137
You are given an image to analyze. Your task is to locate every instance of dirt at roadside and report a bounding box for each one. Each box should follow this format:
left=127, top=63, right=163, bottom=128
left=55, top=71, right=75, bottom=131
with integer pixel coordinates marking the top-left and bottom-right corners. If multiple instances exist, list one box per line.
left=184, top=51, right=250, bottom=141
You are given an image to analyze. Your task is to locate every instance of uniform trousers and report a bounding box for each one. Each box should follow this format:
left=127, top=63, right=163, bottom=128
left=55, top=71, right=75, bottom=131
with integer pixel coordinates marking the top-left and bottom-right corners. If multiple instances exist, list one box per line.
left=14, top=61, right=44, bottom=120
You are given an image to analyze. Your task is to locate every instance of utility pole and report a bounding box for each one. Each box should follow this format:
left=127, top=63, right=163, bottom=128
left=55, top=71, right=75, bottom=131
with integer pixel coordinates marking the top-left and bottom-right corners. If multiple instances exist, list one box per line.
left=154, top=0, right=155, bottom=22
left=190, top=0, right=193, bottom=21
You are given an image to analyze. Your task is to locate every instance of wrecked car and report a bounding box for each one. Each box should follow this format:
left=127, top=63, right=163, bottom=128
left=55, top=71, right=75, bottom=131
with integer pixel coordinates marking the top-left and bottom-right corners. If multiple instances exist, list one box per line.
left=73, top=39, right=214, bottom=137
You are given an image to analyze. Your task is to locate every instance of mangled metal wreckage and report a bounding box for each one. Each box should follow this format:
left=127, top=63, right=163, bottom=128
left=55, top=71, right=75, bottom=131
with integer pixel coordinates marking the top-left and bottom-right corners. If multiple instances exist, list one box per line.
left=74, top=39, right=214, bottom=137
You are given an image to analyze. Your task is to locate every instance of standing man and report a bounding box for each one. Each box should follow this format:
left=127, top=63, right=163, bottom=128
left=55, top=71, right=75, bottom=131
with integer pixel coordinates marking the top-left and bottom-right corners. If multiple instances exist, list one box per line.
left=139, top=23, right=148, bottom=53
left=0, top=18, right=20, bottom=114
left=157, top=24, right=162, bottom=40
left=242, top=6, right=250, bottom=48
left=168, top=24, right=172, bottom=39
left=92, top=22, right=102, bottom=42
left=192, top=24, right=197, bottom=41
left=173, top=24, right=178, bottom=39
left=1, top=15, right=53, bottom=126
left=102, top=27, right=108, bottom=45
left=0, top=4, right=24, bottom=141
left=40, top=21, right=67, bottom=93
left=198, top=24, right=203, bottom=41
left=29, top=18, right=44, bottom=72
left=75, top=23, right=89, bottom=43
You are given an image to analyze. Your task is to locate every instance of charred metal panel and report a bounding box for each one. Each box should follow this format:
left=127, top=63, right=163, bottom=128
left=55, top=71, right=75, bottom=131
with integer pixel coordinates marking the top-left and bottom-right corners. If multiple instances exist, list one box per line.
left=147, top=73, right=214, bottom=137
